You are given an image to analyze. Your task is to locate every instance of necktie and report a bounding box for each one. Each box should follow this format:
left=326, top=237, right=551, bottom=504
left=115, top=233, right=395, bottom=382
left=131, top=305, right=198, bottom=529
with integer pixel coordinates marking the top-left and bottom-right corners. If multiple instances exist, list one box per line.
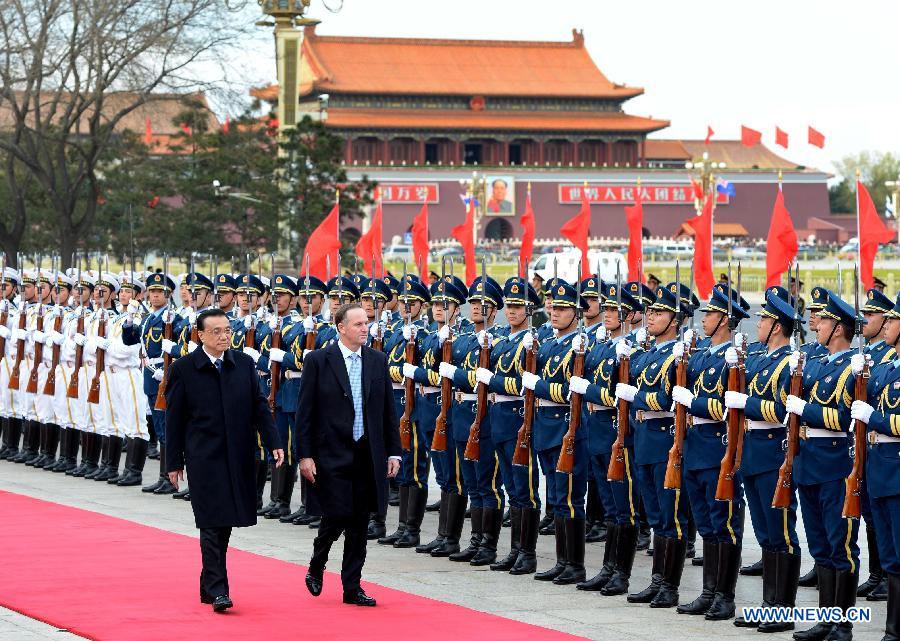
left=214, top=358, right=222, bottom=372
left=348, top=352, right=363, bottom=441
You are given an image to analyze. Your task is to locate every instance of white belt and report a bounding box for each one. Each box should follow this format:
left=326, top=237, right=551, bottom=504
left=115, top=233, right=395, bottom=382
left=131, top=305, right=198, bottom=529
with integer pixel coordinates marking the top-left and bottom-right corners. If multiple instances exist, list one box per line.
left=490, top=394, right=520, bottom=404
left=868, top=432, right=900, bottom=445
left=284, top=371, right=302, bottom=380
left=636, top=410, right=673, bottom=420
left=146, top=357, right=164, bottom=366
left=456, top=392, right=478, bottom=402
left=392, top=382, right=404, bottom=390
left=536, top=399, right=568, bottom=408
left=745, top=419, right=782, bottom=431
left=587, top=403, right=614, bottom=413
left=800, top=427, right=846, bottom=440
left=690, top=416, right=720, bottom=425
left=420, top=385, right=440, bottom=395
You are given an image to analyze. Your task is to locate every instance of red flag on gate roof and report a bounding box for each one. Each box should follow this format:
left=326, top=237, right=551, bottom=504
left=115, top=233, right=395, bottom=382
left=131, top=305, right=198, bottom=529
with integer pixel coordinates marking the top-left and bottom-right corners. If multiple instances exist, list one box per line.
left=808, top=126, right=826, bottom=149
left=451, top=198, right=476, bottom=284
left=355, top=189, right=383, bottom=275
left=560, top=186, right=591, bottom=280
left=519, top=184, right=536, bottom=271
left=775, top=127, right=789, bottom=149
left=624, top=183, right=644, bottom=283
left=411, top=203, right=430, bottom=281
left=688, top=194, right=716, bottom=299
left=857, top=180, right=894, bottom=290
left=690, top=177, right=704, bottom=201
left=740, top=125, right=762, bottom=147
left=704, top=126, right=714, bottom=145
left=765, top=184, right=798, bottom=288
left=301, top=201, right=343, bottom=281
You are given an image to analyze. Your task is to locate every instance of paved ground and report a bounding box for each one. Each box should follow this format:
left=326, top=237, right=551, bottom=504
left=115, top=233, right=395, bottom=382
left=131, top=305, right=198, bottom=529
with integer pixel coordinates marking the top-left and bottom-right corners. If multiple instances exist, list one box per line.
left=0, top=461, right=887, bottom=641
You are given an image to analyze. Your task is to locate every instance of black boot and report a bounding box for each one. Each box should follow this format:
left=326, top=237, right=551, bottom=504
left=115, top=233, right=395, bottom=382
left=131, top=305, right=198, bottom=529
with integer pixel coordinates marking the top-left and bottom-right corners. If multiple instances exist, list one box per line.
left=636, top=523, right=651, bottom=551
left=12, top=420, right=39, bottom=463
left=884, top=574, right=899, bottom=641
left=792, top=565, right=835, bottom=641
left=388, top=478, right=400, bottom=506
left=25, top=422, right=48, bottom=466
left=685, top=515, right=697, bottom=559
left=96, top=436, right=123, bottom=481
left=143, top=447, right=167, bottom=492
left=798, top=563, right=819, bottom=587
left=417, top=491, right=450, bottom=553
left=254, top=460, right=267, bottom=510
left=265, top=463, right=296, bottom=519
left=857, top=525, right=883, bottom=597
left=379, top=486, right=408, bottom=545
left=868, top=577, right=888, bottom=601
left=433, top=493, right=467, bottom=556
left=741, top=557, right=764, bottom=576
left=1, top=417, right=23, bottom=460
left=677, top=539, right=719, bottom=614
left=705, top=542, right=741, bottom=620
left=67, top=431, right=90, bottom=476
left=510, top=508, right=540, bottom=575
left=367, top=513, right=386, bottom=540
left=151, top=449, right=177, bottom=494
left=737, top=548, right=779, bottom=628
left=394, top=485, right=427, bottom=548
left=75, top=433, right=102, bottom=478
left=40, top=424, right=61, bottom=469
left=628, top=534, right=666, bottom=602
left=108, top=436, right=134, bottom=483
left=449, top=507, right=483, bottom=561
left=534, top=516, right=567, bottom=581
left=85, top=435, right=110, bottom=479
left=824, top=570, right=857, bottom=641
left=0, top=417, right=9, bottom=458
left=553, top=518, right=586, bottom=584
left=471, top=508, right=503, bottom=566
left=758, top=551, right=801, bottom=632
left=538, top=511, right=555, bottom=535
left=602, top=523, right=638, bottom=596
left=650, top=536, right=687, bottom=608
left=49, top=427, right=74, bottom=471
left=116, top=438, right=149, bottom=486
left=491, top=506, right=522, bottom=571
left=578, top=523, right=618, bottom=590
left=257, top=464, right=280, bottom=515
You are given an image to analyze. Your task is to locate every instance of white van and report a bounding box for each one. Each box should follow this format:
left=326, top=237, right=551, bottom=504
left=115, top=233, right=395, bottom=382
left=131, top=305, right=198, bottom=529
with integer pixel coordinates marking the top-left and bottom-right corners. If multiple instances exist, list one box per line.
left=530, top=249, right=628, bottom=285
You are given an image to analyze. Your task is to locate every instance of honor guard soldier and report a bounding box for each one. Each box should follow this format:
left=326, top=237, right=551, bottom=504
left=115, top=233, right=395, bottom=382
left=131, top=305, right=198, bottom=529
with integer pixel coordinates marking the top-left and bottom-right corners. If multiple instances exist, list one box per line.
left=569, top=281, right=646, bottom=596
left=728, top=290, right=803, bottom=632
left=536, top=279, right=557, bottom=343
left=40, top=271, right=75, bottom=473
left=379, top=277, right=431, bottom=547
left=784, top=291, right=863, bottom=641
left=0, top=266, right=23, bottom=460
left=520, top=279, right=590, bottom=586
left=215, top=273, right=237, bottom=317
left=801, top=286, right=830, bottom=363
left=231, top=273, right=267, bottom=350
left=849, top=292, right=900, bottom=641
left=315, top=276, right=360, bottom=349
left=382, top=274, right=402, bottom=327
left=618, top=281, right=695, bottom=608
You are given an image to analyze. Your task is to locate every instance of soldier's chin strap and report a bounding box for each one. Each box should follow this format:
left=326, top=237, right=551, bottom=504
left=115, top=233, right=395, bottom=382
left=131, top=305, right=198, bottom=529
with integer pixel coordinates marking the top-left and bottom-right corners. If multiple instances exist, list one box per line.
left=763, top=320, right=778, bottom=349
left=824, top=319, right=841, bottom=351
left=710, top=311, right=729, bottom=340
left=662, top=309, right=683, bottom=338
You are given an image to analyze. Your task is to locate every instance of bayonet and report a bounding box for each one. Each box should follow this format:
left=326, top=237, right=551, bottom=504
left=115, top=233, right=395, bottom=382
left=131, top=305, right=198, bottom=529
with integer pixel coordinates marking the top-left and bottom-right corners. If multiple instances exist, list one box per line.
left=727, top=261, right=734, bottom=335
left=481, top=256, right=488, bottom=333
left=854, top=263, right=863, bottom=354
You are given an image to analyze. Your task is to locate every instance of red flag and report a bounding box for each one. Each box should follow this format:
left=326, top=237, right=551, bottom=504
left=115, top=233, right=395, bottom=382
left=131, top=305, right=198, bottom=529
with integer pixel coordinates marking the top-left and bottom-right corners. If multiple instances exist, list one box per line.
left=857, top=180, right=894, bottom=290
left=147, top=196, right=160, bottom=209
left=741, top=125, right=761, bottom=147
left=624, top=186, right=644, bottom=283
left=411, top=203, right=430, bottom=280
left=765, top=187, right=798, bottom=288
left=355, top=193, right=383, bottom=275
left=560, top=189, right=591, bottom=279
left=451, top=200, right=476, bottom=285
left=775, top=127, right=789, bottom=149
left=519, top=187, right=536, bottom=270
left=690, top=194, right=716, bottom=299
left=223, top=116, right=230, bottom=134
left=179, top=122, right=191, bottom=135
left=808, top=126, right=825, bottom=149
left=301, top=203, right=343, bottom=280
left=144, top=117, right=153, bottom=145
left=690, top=177, right=704, bottom=201
left=704, top=126, right=714, bottom=145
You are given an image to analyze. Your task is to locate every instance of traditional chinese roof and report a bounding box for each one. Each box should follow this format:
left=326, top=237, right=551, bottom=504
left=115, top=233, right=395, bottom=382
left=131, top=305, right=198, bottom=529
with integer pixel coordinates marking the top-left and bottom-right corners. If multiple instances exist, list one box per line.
left=675, top=221, right=749, bottom=238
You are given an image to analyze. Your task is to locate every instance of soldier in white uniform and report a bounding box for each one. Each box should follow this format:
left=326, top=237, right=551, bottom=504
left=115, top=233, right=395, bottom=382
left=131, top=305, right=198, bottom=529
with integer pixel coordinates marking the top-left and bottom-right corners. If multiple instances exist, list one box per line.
left=0, top=267, right=23, bottom=460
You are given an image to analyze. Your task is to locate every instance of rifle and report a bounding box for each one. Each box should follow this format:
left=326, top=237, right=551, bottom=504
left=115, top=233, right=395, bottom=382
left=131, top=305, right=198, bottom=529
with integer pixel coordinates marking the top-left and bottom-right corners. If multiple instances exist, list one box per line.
left=245, top=253, right=257, bottom=349
left=154, top=254, right=174, bottom=410
left=608, top=263, right=630, bottom=481
left=369, top=253, right=384, bottom=352
left=664, top=260, right=689, bottom=490
left=557, top=261, right=586, bottom=473
left=843, top=263, right=867, bottom=519
left=514, top=275, right=538, bottom=467
left=465, top=258, right=492, bottom=461
left=303, top=255, right=317, bottom=351
left=432, top=258, right=453, bottom=452
left=26, top=254, right=45, bottom=394
left=67, top=254, right=85, bottom=399
left=716, top=263, right=746, bottom=501
left=774, top=263, right=803, bottom=509
left=87, top=255, right=108, bottom=405
left=266, top=253, right=281, bottom=413
left=188, top=253, right=199, bottom=345
left=43, top=256, right=63, bottom=396
left=9, top=254, right=27, bottom=391
left=399, top=261, right=416, bottom=451
left=0, top=253, right=8, bottom=357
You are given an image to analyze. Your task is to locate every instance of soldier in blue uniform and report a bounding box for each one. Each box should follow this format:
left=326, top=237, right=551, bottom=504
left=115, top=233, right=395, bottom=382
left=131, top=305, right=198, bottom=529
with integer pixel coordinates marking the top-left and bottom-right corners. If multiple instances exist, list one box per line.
left=801, top=286, right=830, bottom=362
left=617, top=282, right=693, bottom=608
left=314, top=276, right=360, bottom=349
left=569, top=281, right=646, bottom=596
left=728, top=290, right=803, bottom=632
left=784, top=292, right=864, bottom=641
left=671, top=284, right=748, bottom=620
left=521, top=280, right=590, bottom=585
left=214, top=273, right=237, bottom=316
left=849, top=292, right=900, bottom=641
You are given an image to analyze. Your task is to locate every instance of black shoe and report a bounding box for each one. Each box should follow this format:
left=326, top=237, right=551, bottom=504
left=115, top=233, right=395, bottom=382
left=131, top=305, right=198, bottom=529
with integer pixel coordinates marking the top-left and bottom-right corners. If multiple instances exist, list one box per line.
left=792, top=566, right=835, bottom=641
left=212, top=595, right=233, bottom=612
left=367, top=518, right=386, bottom=541
left=491, top=507, right=522, bottom=571
left=553, top=519, right=586, bottom=584
left=650, top=537, right=687, bottom=608
left=628, top=535, right=666, bottom=602
left=740, top=558, right=764, bottom=576
left=509, top=508, right=539, bottom=576
left=264, top=501, right=290, bottom=519
left=343, top=588, right=376, bottom=607
left=692, top=556, right=705, bottom=566
left=306, top=517, right=320, bottom=529
left=866, top=577, right=888, bottom=601
left=433, top=493, right=466, bottom=556
left=636, top=528, right=651, bottom=551
left=305, top=571, right=323, bottom=597
left=534, top=517, right=566, bottom=581
left=538, top=513, right=554, bottom=535
left=154, top=479, right=177, bottom=494
left=797, top=564, right=819, bottom=587
left=280, top=507, right=306, bottom=524
left=425, top=499, right=440, bottom=512
left=173, top=487, right=189, bottom=499
left=470, top=508, right=503, bottom=567
left=378, top=525, right=406, bottom=546
left=147, top=442, right=159, bottom=460
left=677, top=540, right=717, bottom=615
left=585, top=521, right=607, bottom=543
left=394, top=486, right=426, bottom=548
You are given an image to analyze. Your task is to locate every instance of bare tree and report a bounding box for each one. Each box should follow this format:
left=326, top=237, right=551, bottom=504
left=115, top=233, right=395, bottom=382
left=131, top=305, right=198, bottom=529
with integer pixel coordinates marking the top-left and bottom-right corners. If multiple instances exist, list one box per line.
left=0, top=0, right=256, bottom=266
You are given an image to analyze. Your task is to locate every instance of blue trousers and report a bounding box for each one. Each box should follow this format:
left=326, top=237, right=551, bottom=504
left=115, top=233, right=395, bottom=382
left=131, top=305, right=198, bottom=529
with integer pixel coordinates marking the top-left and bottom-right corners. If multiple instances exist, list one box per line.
left=684, top=466, right=745, bottom=545
left=148, top=400, right=165, bottom=445
left=870, top=492, right=900, bottom=576
left=798, top=479, right=860, bottom=573
left=636, top=460, right=688, bottom=539
left=495, top=436, right=541, bottom=510
left=538, top=444, right=588, bottom=520
left=273, top=410, right=295, bottom=465
left=743, top=469, right=800, bottom=554
left=591, top=449, right=641, bottom=527
left=398, top=421, right=430, bottom=489
left=453, top=436, right=503, bottom=509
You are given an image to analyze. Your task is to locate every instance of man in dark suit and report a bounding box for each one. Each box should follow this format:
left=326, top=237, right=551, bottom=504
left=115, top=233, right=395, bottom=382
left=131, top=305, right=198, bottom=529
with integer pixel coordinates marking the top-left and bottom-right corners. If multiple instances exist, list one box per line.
left=296, top=302, right=401, bottom=607
left=165, top=308, right=283, bottom=612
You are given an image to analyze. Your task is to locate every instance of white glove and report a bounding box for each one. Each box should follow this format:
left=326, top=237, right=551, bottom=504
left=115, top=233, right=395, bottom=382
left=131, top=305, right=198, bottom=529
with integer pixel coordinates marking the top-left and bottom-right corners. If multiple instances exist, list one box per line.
left=49, top=331, right=65, bottom=346
left=402, top=325, right=413, bottom=341
left=95, top=337, right=110, bottom=352
left=268, top=347, right=286, bottom=363
left=84, top=338, right=98, bottom=356
left=785, top=394, right=807, bottom=416
left=303, top=316, right=315, bottom=331
left=438, top=324, right=451, bottom=345
left=161, top=309, right=172, bottom=324
left=14, top=328, right=28, bottom=342
left=187, top=311, right=197, bottom=325
left=369, top=323, right=380, bottom=338
left=615, top=383, right=637, bottom=402
left=724, top=347, right=739, bottom=366
left=302, top=349, right=312, bottom=360
left=683, top=328, right=695, bottom=347
left=439, top=362, right=457, bottom=379
left=269, top=316, right=280, bottom=331
left=0, top=326, right=9, bottom=339
left=475, top=367, right=493, bottom=386
left=734, top=332, right=746, bottom=351
left=152, top=368, right=164, bottom=381
left=32, top=330, right=46, bottom=344
left=243, top=315, right=254, bottom=329
left=477, top=330, right=493, bottom=346
left=615, top=340, right=631, bottom=363
left=571, top=333, right=585, bottom=352
left=635, top=327, right=647, bottom=345
left=187, top=341, right=198, bottom=354
left=724, top=390, right=748, bottom=409
left=161, top=338, right=178, bottom=355
left=521, top=371, right=540, bottom=391
left=789, top=351, right=802, bottom=374
left=521, top=332, right=534, bottom=350
left=671, top=385, right=694, bottom=407
left=402, top=363, right=417, bottom=380
left=851, top=400, right=874, bottom=424
left=851, top=353, right=866, bottom=376
left=595, top=326, right=608, bottom=342
left=243, top=347, right=261, bottom=363
left=381, top=310, right=391, bottom=323
left=73, top=333, right=87, bottom=347
left=569, top=375, right=590, bottom=396
left=672, top=341, right=685, bottom=360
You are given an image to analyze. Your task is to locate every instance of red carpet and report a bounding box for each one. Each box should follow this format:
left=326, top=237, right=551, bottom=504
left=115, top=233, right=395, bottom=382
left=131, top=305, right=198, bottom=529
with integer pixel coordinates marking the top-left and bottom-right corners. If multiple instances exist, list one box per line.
left=0, top=491, right=586, bottom=641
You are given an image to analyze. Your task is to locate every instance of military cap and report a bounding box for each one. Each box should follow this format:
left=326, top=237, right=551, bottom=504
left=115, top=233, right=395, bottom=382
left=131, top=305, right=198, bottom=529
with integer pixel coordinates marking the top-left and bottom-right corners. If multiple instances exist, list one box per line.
left=544, top=277, right=561, bottom=296
left=214, top=273, right=236, bottom=292
left=580, top=276, right=605, bottom=298
left=21, top=269, right=37, bottom=285
left=383, top=273, right=400, bottom=294
left=38, top=269, right=55, bottom=285
left=235, top=274, right=266, bottom=295
left=549, top=280, right=589, bottom=310
left=885, top=293, right=900, bottom=319
left=430, top=279, right=466, bottom=305
left=861, top=288, right=893, bottom=314
left=120, top=272, right=145, bottom=292
left=77, top=272, right=97, bottom=289
left=350, top=273, right=367, bottom=291
left=873, top=276, right=887, bottom=290
left=327, top=276, right=360, bottom=300
left=146, top=272, right=176, bottom=292
left=503, top=277, right=541, bottom=306
left=97, top=272, right=120, bottom=293
left=627, top=281, right=656, bottom=308
left=700, top=285, right=750, bottom=320
left=55, top=273, right=75, bottom=289
left=646, top=273, right=661, bottom=285
left=819, top=290, right=865, bottom=326
left=807, top=286, right=829, bottom=311
left=651, top=282, right=698, bottom=314
left=296, top=275, right=326, bottom=297
left=601, top=282, right=643, bottom=312
left=272, top=274, right=299, bottom=296
left=441, top=275, right=467, bottom=296
left=1, top=267, right=20, bottom=285
left=400, top=277, right=431, bottom=304
left=765, top=285, right=793, bottom=306
left=183, top=272, right=214, bottom=291
left=359, top=277, right=393, bottom=302
left=757, top=289, right=800, bottom=328
left=467, top=277, right=504, bottom=310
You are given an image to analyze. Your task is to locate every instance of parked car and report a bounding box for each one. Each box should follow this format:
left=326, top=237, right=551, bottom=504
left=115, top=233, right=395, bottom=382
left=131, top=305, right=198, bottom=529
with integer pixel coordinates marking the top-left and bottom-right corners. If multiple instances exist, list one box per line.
left=384, top=244, right=416, bottom=262
left=530, top=249, right=628, bottom=284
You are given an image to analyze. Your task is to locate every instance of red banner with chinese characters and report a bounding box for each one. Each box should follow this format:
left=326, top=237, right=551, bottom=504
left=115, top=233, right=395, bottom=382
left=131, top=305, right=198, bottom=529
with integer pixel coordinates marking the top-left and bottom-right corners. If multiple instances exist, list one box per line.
left=379, top=183, right=440, bottom=204
left=558, top=184, right=729, bottom=205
